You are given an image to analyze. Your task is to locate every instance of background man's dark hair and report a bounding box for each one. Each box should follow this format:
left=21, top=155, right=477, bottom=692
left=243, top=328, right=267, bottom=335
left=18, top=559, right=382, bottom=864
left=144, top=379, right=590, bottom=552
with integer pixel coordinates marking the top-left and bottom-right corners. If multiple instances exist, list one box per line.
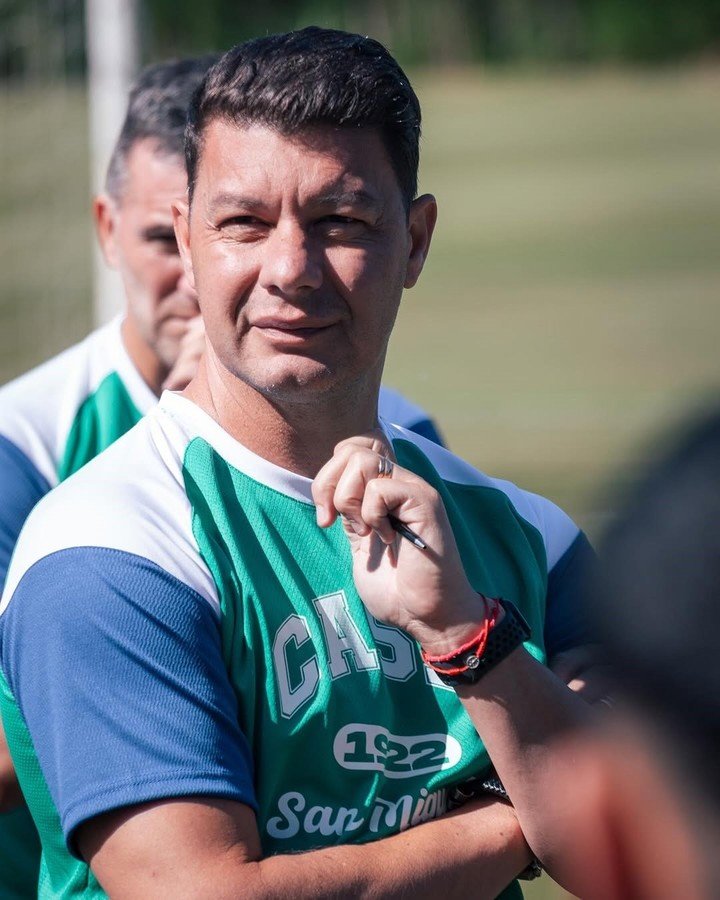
left=590, top=411, right=720, bottom=808
left=106, top=55, right=218, bottom=200
left=186, top=27, right=421, bottom=208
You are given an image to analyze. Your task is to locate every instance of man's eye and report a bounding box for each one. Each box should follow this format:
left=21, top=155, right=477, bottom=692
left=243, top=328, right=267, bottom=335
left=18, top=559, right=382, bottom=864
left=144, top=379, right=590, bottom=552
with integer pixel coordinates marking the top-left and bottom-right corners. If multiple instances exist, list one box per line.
left=221, top=216, right=264, bottom=228
left=218, top=216, right=270, bottom=240
left=149, top=235, right=179, bottom=254
left=324, top=216, right=359, bottom=225
left=318, top=216, right=365, bottom=236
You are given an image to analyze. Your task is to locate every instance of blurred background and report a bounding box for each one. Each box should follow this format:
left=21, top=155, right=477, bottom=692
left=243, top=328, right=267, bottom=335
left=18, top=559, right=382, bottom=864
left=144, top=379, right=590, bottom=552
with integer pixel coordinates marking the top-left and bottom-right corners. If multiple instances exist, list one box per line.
left=1, top=1, right=719, bottom=897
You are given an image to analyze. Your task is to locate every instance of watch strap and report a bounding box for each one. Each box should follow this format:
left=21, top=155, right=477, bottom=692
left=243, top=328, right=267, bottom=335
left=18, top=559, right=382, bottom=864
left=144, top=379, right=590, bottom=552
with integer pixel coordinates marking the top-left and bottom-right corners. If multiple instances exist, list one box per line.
left=426, top=598, right=530, bottom=686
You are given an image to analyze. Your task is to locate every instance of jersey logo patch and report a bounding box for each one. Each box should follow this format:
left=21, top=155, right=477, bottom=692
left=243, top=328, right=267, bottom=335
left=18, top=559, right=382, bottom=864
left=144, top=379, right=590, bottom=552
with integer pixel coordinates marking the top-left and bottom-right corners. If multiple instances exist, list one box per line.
left=333, top=723, right=461, bottom=778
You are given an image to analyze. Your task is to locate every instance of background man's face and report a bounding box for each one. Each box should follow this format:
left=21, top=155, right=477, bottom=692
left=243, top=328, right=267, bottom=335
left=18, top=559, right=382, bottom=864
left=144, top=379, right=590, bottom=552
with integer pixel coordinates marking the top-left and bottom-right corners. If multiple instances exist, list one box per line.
left=96, top=138, right=200, bottom=371
left=176, top=121, right=429, bottom=404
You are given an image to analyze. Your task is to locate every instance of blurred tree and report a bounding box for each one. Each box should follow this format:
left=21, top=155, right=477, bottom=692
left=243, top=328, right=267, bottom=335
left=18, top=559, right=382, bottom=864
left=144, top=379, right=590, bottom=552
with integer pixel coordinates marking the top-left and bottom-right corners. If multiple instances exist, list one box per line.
left=1, top=0, right=719, bottom=82
left=142, top=0, right=720, bottom=66
left=1, top=0, right=85, bottom=81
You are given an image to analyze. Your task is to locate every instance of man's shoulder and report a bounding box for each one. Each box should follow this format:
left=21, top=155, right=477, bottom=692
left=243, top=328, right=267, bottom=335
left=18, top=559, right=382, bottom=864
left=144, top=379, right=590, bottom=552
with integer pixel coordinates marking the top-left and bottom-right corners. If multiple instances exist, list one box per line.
left=0, top=320, right=118, bottom=409
left=0, top=320, right=130, bottom=483
left=1, top=408, right=216, bottom=614
left=387, top=424, right=580, bottom=570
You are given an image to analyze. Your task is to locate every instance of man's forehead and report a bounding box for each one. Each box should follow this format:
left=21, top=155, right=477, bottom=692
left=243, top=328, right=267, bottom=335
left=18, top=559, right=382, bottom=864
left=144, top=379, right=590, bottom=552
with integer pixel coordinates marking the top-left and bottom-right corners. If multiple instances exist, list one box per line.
left=196, top=118, right=399, bottom=207
left=122, top=139, right=188, bottom=205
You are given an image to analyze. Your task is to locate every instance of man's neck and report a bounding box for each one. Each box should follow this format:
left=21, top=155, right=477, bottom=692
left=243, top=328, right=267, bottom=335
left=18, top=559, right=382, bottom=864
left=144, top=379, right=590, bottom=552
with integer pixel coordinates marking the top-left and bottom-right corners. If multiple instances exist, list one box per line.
left=121, top=317, right=166, bottom=397
left=184, top=356, right=380, bottom=478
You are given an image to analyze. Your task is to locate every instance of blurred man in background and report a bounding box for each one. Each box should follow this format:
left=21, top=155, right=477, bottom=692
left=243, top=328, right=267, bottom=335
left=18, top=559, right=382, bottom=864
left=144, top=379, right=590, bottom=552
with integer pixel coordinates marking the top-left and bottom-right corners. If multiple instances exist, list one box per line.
left=0, top=55, right=214, bottom=899
left=558, top=412, right=720, bottom=899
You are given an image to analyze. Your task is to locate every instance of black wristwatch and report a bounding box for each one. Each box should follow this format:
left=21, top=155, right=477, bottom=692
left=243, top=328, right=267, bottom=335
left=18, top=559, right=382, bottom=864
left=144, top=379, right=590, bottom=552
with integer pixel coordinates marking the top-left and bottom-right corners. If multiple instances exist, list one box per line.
left=426, top=598, right=530, bottom=687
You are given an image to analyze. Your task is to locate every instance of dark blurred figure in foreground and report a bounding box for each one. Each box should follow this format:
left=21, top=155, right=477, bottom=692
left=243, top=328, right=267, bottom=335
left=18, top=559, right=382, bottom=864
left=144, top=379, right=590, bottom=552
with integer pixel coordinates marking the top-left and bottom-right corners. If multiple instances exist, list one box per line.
left=560, top=412, right=720, bottom=899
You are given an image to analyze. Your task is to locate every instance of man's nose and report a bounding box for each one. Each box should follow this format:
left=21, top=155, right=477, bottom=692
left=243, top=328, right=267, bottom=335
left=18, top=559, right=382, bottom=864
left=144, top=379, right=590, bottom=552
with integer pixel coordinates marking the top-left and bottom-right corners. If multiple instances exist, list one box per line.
left=259, top=224, right=323, bottom=297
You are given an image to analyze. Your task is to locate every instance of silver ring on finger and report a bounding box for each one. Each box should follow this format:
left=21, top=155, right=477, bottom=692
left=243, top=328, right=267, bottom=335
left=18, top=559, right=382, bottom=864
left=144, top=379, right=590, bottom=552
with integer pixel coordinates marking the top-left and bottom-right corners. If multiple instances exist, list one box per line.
left=377, top=456, right=394, bottom=479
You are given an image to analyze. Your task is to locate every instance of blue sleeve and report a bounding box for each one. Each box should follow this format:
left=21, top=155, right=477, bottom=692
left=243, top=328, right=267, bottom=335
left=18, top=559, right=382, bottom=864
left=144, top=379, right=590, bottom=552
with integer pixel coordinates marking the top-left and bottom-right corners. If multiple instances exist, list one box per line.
left=0, top=547, right=256, bottom=855
left=0, top=435, right=50, bottom=591
left=406, top=418, right=445, bottom=448
left=543, top=531, right=596, bottom=657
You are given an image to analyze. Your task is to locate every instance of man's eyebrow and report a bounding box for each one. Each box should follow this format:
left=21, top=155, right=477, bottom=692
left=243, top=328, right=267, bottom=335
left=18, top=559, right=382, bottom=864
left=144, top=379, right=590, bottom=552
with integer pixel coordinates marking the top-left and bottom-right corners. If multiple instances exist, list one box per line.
left=207, top=193, right=266, bottom=215
left=315, top=189, right=382, bottom=211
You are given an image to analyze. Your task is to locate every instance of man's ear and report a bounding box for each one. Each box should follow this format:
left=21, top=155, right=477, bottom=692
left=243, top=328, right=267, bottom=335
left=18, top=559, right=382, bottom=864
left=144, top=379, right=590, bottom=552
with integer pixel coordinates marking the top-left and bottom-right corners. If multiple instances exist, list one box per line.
left=404, top=194, right=437, bottom=289
left=172, top=199, right=196, bottom=292
left=92, top=193, right=119, bottom=269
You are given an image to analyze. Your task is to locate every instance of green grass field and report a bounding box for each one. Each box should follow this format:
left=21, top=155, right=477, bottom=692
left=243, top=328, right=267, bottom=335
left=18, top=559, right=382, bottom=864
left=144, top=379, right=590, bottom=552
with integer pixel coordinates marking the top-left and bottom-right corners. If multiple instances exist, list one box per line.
left=397, top=66, right=720, bottom=534
left=2, top=67, right=719, bottom=899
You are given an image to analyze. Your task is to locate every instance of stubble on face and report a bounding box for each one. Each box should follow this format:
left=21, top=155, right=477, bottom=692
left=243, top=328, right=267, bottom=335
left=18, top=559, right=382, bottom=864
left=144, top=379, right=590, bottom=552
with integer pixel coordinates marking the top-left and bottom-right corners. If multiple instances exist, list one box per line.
left=184, top=121, right=413, bottom=416
left=112, top=140, right=200, bottom=390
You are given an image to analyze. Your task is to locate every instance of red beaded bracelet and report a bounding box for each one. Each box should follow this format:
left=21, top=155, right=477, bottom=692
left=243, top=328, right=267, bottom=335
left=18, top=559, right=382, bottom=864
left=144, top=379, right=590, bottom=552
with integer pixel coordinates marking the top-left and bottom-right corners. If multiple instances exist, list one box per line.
left=421, top=597, right=500, bottom=676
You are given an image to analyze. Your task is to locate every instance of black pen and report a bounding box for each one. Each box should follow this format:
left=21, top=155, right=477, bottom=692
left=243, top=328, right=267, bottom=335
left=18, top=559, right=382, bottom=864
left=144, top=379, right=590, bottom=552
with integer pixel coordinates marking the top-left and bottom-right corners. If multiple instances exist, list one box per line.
left=388, top=514, right=427, bottom=550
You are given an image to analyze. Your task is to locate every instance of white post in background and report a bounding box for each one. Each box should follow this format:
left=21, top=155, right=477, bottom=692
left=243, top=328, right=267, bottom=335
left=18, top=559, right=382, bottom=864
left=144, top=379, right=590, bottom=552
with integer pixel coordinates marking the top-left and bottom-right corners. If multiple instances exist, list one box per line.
left=85, top=0, right=139, bottom=325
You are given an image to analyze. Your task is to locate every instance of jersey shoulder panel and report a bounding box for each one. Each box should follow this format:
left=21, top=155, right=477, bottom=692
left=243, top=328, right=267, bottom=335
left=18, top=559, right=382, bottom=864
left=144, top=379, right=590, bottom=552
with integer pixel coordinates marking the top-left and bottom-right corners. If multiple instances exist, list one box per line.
left=386, top=423, right=579, bottom=571
left=0, top=436, right=51, bottom=593
left=1, top=404, right=217, bottom=616
left=0, top=319, right=156, bottom=487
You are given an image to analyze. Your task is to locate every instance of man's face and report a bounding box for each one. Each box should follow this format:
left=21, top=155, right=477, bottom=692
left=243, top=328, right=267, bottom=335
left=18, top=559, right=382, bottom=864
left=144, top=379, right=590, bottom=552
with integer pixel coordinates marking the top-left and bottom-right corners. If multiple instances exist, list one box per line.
left=95, top=139, right=200, bottom=374
left=174, top=121, right=435, bottom=404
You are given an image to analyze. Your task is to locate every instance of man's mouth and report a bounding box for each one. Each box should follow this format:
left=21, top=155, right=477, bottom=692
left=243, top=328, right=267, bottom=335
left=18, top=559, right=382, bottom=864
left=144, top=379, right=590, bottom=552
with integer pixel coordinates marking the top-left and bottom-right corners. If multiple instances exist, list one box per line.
left=252, top=317, right=337, bottom=340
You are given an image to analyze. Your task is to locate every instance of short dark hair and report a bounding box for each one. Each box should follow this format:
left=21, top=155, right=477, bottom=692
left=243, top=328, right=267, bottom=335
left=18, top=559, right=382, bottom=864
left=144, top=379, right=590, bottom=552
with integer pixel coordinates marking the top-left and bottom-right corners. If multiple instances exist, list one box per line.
left=106, top=55, right=218, bottom=200
left=591, top=411, right=720, bottom=807
left=185, top=27, right=421, bottom=208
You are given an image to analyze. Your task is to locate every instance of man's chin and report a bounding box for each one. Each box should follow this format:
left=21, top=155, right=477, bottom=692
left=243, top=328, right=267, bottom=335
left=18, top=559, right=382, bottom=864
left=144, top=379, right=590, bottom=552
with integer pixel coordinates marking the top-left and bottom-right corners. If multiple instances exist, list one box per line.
left=235, top=361, right=348, bottom=404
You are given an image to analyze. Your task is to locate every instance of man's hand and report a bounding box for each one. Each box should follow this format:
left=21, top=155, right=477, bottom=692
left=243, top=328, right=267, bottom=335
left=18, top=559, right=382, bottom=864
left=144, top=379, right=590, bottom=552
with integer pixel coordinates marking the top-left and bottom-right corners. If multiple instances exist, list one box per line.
left=550, top=644, right=614, bottom=706
left=313, top=438, right=486, bottom=657
left=0, top=720, right=24, bottom=813
left=162, top=315, right=206, bottom=392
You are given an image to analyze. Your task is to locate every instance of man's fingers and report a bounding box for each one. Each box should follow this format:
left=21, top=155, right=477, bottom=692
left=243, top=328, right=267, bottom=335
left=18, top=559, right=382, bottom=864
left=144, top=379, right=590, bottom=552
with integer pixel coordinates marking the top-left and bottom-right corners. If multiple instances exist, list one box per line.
left=162, top=360, right=196, bottom=391
left=319, top=445, right=431, bottom=549
left=333, top=431, right=393, bottom=459
left=550, top=645, right=615, bottom=706
left=162, top=316, right=206, bottom=391
left=331, top=448, right=388, bottom=535
left=360, top=478, right=407, bottom=545
left=312, top=433, right=393, bottom=527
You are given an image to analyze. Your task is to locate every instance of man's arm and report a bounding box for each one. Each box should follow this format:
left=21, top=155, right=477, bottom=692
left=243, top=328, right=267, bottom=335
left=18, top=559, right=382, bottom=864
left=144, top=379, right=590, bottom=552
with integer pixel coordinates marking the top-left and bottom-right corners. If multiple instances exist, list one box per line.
left=79, top=795, right=529, bottom=900
left=2, top=543, right=530, bottom=899
left=313, top=440, right=594, bottom=894
left=0, top=433, right=51, bottom=810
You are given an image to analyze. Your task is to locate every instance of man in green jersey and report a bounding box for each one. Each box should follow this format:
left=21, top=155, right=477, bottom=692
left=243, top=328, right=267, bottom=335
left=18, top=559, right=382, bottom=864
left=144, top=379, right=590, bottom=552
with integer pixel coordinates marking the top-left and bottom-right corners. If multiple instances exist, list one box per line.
left=1, top=28, right=596, bottom=899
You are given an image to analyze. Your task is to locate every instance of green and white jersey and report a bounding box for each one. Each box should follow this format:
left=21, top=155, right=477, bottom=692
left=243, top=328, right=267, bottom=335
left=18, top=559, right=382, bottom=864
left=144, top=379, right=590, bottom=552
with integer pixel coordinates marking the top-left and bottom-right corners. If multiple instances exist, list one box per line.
left=0, top=392, right=588, bottom=899
left=0, top=317, right=156, bottom=899
left=0, top=317, right=156, bottom=495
